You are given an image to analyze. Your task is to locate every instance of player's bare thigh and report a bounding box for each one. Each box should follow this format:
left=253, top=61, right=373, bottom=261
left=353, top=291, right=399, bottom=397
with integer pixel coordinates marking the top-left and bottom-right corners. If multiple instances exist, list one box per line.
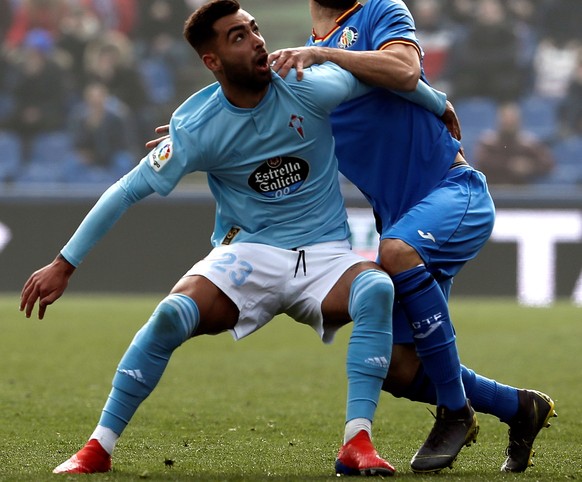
left=321, top=260, right=382, bottom=324
left=171, top=274, right=239, bottom=335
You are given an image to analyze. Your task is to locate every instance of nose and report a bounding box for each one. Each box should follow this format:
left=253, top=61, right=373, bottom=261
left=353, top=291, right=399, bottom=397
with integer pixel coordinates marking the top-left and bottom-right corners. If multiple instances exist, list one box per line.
left=252, top=31, right=264, bottom=49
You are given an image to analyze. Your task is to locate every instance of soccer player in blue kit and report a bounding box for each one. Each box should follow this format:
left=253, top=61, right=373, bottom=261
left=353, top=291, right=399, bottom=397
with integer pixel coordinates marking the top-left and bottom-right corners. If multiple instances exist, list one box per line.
left=19, top=0, right=457, bottom=477
left=268, top=0, right=557, bottom=474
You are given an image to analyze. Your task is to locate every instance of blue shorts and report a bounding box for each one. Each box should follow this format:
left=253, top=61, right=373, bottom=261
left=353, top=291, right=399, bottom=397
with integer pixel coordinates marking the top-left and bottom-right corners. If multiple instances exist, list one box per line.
left=380, top=166, right=495, bottom=343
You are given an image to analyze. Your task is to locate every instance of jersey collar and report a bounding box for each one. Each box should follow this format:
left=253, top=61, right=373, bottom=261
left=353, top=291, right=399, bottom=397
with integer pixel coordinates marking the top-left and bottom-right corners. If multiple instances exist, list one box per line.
left=311, top=2, right=363, bottom=43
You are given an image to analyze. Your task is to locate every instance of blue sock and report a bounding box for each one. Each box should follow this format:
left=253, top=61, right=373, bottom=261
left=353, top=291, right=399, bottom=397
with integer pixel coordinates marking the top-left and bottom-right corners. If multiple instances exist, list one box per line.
left=401, top=364, right=519, bottom=422
left=346, top=270, right=394, bottom=423
left=392, top=266, right=466, bottom=410
left=461, top=367, right=519, bottom=422
left=99, top=294, right=200, bottom=435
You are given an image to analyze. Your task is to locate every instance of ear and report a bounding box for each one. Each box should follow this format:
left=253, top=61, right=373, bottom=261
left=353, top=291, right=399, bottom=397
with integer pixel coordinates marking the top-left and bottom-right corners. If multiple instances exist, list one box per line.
left=202, top=52, right=221, bottom=73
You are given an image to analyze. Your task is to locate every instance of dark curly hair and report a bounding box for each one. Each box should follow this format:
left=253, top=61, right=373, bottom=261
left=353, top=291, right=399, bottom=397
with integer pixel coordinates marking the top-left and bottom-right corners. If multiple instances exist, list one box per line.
left=183, top=0, right=241, bottom=54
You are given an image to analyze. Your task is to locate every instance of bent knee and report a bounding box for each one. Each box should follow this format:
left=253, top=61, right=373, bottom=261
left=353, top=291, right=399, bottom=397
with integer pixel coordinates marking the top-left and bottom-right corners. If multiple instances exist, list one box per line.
left=379, top=238, right=423, bottom=275
left=149, top=294, right=199, bottom=340
left=348, top=269, right=394, bottom=324
left=350, top=269, right=394, bottom=305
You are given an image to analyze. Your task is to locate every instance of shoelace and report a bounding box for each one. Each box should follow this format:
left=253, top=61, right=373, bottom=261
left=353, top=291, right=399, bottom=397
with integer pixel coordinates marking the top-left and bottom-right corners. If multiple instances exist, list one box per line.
left=423, top=406, right=472, bottom=449
left=423, top=408, right=448, bottom=448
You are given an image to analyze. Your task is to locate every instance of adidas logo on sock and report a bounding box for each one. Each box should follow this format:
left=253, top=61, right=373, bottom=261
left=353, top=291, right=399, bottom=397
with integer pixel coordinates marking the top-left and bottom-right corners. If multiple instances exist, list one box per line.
left=364, top=356, right=389, bottom=368
left=118, top=368, right=145, bottom=383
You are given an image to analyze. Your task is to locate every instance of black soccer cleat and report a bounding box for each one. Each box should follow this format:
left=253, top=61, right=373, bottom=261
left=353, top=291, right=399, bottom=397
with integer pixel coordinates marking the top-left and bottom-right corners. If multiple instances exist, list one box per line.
left=501, top=389, right=557, bottom=473
left=410, top=400, right=479, bottom=473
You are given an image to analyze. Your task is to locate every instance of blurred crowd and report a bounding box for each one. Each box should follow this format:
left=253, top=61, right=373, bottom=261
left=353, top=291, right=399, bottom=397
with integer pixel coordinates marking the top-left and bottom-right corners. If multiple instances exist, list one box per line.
left=0, top=0, right=204, bottom=184
left=409, top=0, right=582, bottom=186
left=0, top=0, right=581, bottom=187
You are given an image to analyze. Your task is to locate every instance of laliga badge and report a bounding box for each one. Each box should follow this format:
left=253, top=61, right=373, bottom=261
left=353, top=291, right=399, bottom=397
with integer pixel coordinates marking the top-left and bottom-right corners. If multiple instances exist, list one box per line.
left=149, top=138, right=173, bottom=172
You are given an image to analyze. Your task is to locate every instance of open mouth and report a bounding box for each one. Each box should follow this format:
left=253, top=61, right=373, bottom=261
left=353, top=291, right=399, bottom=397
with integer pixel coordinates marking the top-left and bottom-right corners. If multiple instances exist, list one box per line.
left=256, top=52, right=270, bottom=72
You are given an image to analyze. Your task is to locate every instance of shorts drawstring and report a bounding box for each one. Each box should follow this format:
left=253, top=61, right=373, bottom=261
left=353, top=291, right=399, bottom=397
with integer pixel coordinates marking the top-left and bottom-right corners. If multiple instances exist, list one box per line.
left=294, top=249, right=306, bottom=277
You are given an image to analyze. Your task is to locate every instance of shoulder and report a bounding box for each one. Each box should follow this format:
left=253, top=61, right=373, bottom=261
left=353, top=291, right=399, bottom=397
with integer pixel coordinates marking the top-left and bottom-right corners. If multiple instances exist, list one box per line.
left=151, top=83, right=223, bottom=172
left=289, top=62, right=368, bottom=112
left=305, top=61, right=352, bottom=79
left=363, top=0, right=413, bottom=19
left=172, top=82, right=223, bottom=134
left=283, top=62, right=357, bottom=99
left=290, top=62, right=354, bottom=86
left=361, top=0, right=417, bottom=45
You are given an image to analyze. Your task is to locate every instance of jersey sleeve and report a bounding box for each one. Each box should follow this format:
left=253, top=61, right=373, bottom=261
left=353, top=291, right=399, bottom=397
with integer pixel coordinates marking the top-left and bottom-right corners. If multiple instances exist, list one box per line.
left=369, top=0, right=421, bottom=55
left=60, top=167, right=155, bottom=267
left=395, top=80, right=446, bottom=116
left=138, top=85, right=220, bottom=196
left=137, top=123, right=196, bottom=197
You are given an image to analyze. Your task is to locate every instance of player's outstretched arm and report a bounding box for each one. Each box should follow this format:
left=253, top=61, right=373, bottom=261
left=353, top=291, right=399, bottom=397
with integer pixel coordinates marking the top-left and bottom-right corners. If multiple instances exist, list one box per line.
left=269, top=43, right=420, bottom=90
left=20, top=254, right=75, bottom=319
left=270, top=44, right=446, bottom=116
left=20, top=169, right=155, bottom=320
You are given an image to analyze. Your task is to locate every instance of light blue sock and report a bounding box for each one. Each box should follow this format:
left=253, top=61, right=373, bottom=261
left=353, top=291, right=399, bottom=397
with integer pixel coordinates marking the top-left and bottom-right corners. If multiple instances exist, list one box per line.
left=346, top=270, right=394, bottom=423
left=99, top=294, right=200, bottom=435
left=393, top=266, right=466, bottom=411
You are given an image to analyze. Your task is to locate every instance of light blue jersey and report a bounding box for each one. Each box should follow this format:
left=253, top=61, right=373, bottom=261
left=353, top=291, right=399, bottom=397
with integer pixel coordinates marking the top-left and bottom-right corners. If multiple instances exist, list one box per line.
left=61, top=63, right=371, bottom=266
left=141, top=63, right=369, bottom=249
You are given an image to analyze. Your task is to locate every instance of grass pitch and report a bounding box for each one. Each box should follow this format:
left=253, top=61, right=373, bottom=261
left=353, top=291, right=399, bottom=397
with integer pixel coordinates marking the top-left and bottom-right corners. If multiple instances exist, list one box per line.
left=0, top=294, right=580, bottom=481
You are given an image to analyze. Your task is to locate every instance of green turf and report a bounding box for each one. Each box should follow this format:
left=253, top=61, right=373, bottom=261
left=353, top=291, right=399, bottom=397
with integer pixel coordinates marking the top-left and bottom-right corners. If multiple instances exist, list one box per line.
left=1, top=294, right=580, bottom=481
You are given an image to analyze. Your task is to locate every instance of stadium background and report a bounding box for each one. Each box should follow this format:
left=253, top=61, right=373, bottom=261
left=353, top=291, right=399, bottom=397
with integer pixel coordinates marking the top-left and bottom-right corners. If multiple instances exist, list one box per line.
left=0, top=0, right=581, bottom=306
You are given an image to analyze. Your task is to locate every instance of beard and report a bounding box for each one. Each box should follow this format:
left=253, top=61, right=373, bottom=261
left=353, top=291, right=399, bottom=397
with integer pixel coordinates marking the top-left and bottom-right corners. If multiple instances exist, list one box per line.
left=222, top=59, right=271, bottom=93
left=313, top=0, right=357, bottom=10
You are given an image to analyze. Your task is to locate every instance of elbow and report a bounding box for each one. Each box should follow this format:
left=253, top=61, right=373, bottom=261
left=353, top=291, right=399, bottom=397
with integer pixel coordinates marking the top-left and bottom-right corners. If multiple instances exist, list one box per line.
left=399, top=67, right=421, bottom=92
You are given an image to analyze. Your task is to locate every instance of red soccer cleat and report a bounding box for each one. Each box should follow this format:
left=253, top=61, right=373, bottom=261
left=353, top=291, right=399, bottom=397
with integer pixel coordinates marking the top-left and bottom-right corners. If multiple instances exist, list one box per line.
left=53, top=439, right=112, bottom=474
left=335, top=430, right=396, bottom=476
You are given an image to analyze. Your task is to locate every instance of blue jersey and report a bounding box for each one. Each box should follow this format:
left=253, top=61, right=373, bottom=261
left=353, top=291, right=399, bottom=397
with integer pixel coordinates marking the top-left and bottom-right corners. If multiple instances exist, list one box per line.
left=141, top=63, right=370, bottom=249
left=307, top=0, right=461, bottom=229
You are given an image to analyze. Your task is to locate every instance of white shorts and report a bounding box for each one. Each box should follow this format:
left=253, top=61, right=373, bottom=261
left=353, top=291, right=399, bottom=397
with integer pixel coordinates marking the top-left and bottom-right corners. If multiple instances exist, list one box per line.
left=185, top=240, right=368, bottom=343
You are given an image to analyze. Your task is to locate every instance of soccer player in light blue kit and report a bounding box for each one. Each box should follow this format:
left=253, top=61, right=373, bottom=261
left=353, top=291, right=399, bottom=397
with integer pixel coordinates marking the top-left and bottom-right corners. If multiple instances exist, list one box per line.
left=20, top=1, right=452, bottom=477
left=269, top=0, right=557, bottom=474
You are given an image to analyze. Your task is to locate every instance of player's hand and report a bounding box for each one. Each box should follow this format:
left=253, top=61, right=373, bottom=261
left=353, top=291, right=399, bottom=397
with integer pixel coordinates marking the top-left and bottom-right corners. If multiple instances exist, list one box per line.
left=145, top=125, right=170, bottom=150
left=441, top=100, right=466, bottom=157
left=268, top=47, right=323, bottom=81
left=441, top=100, right=462, bottom=141
left=20, top=255, right=76, bottom=319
